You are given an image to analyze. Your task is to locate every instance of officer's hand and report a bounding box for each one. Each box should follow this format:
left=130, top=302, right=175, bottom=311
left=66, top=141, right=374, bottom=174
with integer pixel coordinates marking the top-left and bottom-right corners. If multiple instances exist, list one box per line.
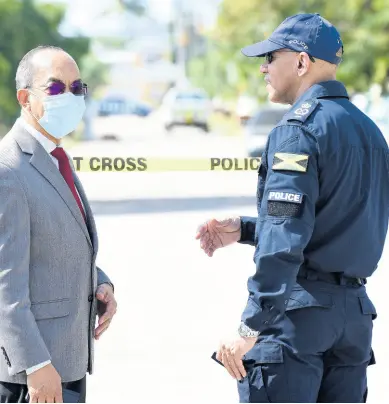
left=195, top=216, right=241, bottom=257
left=216, top=335, right=256, bottom=381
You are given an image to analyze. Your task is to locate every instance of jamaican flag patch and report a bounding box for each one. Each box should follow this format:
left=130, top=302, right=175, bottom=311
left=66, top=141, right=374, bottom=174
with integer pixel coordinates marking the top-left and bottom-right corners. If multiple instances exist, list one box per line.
left=272, top=153, right=309, bottom=173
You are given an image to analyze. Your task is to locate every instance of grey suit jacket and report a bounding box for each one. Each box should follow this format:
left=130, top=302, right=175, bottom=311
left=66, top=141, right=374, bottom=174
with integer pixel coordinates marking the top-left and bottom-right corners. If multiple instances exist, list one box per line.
left=0, top=120, right=112, bottom=383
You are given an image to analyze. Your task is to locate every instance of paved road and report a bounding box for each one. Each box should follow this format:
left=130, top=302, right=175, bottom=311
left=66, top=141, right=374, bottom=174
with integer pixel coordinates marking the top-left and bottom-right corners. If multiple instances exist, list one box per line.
left=86, top=200, right=389, bottom=403
left=75, top=124, right=248, bottom=158
left=87, top=205, right=257, bottom=403
left=66, top=128, right=389, bottom=403
left=68, top=127, right=257, bottom=202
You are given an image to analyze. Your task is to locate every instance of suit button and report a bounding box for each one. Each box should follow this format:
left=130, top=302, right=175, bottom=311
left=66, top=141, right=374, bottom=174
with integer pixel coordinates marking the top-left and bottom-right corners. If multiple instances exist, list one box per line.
left=88, top=295, right=93, bottom=302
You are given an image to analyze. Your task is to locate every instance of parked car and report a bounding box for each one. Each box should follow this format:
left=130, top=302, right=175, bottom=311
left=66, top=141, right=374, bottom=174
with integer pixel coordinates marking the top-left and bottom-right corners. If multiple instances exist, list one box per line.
left=160, top=88, right=212, bottom=132
left=92, top=97, right=152, bottom=141
left=97, top=97, right=153, bottom=118
left=244, top=106, right=289, bottom=157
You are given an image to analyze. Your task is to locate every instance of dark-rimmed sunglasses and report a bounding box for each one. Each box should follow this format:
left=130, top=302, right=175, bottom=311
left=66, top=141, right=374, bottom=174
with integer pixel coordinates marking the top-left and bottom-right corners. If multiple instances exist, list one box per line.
left=264, top=51, right=316, bottom=64
left=28, top=79, right=88, bottom=96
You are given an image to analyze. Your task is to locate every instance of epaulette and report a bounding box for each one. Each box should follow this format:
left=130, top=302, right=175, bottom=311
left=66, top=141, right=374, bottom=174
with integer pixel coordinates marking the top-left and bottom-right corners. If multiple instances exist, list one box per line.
left=285, top=98, right=319, bottom=123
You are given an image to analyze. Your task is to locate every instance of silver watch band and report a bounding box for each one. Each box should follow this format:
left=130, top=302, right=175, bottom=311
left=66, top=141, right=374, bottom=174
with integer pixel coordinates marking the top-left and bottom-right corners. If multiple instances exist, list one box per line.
left=238, top=321, right=260, bottom=338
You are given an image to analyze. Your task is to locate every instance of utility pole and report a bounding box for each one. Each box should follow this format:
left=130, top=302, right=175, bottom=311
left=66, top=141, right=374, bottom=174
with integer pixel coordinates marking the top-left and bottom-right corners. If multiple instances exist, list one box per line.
left=172, top=0, right=187, bottom=83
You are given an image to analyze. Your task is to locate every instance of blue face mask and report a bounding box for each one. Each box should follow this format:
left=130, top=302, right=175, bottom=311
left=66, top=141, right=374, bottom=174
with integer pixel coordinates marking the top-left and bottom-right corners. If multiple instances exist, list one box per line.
left=30, top=92, right=86, bottom=139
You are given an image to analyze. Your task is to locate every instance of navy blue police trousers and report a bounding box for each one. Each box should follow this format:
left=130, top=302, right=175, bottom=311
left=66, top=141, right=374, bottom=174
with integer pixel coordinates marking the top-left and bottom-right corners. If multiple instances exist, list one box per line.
left=237, top=269, right=376, bottom=403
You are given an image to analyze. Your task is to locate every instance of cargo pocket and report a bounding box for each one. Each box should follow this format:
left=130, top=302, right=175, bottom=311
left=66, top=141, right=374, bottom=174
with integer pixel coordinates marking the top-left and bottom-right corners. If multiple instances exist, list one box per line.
left=358, top=296, right=377, bottom=320
left=286, top=288, right=333, bottom=312
left=238, top=343, right=285, bottom=403
left=284, top=288, right=334, bottom=352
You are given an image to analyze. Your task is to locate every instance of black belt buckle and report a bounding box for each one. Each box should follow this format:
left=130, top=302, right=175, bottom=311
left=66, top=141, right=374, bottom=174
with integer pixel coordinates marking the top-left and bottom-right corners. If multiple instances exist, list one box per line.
left=356, top=277, right=366, bottom=286
left=339, top=274, right=365, bottom=286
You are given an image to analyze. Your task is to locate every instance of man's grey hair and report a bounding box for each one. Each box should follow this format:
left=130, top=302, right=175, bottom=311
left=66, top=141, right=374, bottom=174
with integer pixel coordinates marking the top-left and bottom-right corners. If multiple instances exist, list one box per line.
left=15, top=45, right=65, bottom=90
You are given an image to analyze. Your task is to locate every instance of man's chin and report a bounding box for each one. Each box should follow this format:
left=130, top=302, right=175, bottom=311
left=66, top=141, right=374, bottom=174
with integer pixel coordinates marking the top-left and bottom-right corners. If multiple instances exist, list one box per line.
left=266, top=85, right=277, bottom=102
left=266, top=85, right=290, bottom=105
left=267, top=89, right=285, bottom=105
left=268, top=92, right=280, bottom=104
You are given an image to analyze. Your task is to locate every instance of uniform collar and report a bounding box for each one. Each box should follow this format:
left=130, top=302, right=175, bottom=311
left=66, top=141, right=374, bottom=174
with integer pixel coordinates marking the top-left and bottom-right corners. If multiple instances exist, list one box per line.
left=294, top=80, right=349, bottom=106
left=17, top=116, right=57, bottom=154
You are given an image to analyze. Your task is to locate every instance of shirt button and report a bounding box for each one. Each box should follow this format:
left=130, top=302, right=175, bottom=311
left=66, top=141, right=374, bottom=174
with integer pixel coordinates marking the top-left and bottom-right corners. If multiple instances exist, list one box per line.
left=88, top=295, right=93, bottom=302
left=285, top=300, right=288, bottom=305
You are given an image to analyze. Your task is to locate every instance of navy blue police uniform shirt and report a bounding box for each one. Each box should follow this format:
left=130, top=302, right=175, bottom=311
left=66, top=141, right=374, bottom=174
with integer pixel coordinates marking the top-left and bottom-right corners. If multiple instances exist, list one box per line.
left=239, top=80, right=389, bottom=332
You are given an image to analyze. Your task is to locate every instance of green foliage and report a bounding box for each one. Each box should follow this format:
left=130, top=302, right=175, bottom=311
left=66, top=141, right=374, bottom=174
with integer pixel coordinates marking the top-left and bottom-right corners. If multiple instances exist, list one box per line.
left=79, top=53, right=109, bottom=99
left=0, top=0, right=90, bottom=127
left=188, top=0, right=389, bottom=100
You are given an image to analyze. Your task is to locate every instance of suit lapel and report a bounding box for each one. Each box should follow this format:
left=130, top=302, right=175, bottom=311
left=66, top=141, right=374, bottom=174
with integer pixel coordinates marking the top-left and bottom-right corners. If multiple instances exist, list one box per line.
left=12, top=122, right=92, bottom=247
left=73, top=173, right=98, bottom=256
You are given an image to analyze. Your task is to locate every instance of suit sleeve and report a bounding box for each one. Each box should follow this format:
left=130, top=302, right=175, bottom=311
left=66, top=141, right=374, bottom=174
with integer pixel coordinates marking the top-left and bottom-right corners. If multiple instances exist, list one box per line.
left=0, top=163, right=51, bottom=376
left=241, top=125, right=319, bottom=332
left=238, top=216, right=257, bottom=246
left=96, top=266, right=114, bottom=292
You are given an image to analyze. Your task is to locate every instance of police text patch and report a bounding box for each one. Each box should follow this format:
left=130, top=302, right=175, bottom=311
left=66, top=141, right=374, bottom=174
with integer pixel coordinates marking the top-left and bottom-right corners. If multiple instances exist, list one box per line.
left=272, top=153, right=309, bottom=173
left=267, top=191, right=304, bottom=217
left=268, top=191, right=303, bottom=203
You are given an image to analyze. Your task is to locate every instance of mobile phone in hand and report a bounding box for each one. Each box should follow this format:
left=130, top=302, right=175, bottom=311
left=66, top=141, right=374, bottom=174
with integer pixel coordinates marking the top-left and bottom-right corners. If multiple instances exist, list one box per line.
left=211, top=351, right=224, bottom=367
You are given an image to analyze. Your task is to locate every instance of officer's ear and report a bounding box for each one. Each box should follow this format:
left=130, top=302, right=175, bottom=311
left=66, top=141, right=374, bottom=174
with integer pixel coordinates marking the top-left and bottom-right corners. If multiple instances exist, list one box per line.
left=297, top=53, right=310, bottom=77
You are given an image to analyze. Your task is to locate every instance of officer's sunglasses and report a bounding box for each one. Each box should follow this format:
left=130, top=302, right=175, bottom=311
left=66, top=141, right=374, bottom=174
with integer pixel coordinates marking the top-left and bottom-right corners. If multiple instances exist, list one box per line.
left=27, top=78, right=88, bottom=96
left=265, top=51, right=316, bottom=64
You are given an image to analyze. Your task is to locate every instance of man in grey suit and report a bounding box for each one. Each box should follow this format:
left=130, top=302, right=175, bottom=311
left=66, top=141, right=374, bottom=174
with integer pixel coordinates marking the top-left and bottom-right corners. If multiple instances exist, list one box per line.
left=0, top=45, right=117, bottom=403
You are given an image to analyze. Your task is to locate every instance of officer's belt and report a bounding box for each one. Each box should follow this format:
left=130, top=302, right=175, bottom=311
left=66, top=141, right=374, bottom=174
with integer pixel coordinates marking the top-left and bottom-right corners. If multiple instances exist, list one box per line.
left=298, top=266, right=366, bottom=286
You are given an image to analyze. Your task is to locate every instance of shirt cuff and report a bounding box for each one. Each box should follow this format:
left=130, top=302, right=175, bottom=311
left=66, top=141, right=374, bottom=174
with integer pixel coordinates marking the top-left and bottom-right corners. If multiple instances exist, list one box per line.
left=241, top=297, right=282, bottom=333
left=238, top=216, right=257, bottom=245
left=25, top=360, right=51, bottom=375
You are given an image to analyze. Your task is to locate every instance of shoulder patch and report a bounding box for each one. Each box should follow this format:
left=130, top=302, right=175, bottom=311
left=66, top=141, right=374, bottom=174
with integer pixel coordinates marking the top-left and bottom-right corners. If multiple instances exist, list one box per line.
left=267, top=190, right=304, bottom=217
left=272, top=153, right=309, bottom=173
left=285, top=98, right=319, bottom=123
left=268, top=191, right=303, bottom=204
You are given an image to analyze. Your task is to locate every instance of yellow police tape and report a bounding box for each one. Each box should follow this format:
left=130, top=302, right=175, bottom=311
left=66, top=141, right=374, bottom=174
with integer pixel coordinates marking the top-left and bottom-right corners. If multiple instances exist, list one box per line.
left=71, top=157, right=262, bottom=172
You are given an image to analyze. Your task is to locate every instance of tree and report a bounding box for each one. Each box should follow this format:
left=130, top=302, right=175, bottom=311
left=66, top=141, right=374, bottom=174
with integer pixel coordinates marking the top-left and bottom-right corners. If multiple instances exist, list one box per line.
left=188, top=0, right=389, bottom=100
left=78, top=53, right=109, bottom=140
left=0, top=0, right=90, bottom=129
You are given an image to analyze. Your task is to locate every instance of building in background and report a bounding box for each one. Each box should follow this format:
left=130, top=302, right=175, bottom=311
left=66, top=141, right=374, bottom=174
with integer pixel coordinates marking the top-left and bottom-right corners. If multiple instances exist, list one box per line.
left=56, top=0, right=220, bottom=106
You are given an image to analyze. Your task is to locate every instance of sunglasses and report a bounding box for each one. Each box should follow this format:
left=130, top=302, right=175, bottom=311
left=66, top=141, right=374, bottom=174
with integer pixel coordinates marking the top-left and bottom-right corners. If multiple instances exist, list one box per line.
left=28, top=79, right=88, bottom=96
left=264, top=51, right=316, bottom=64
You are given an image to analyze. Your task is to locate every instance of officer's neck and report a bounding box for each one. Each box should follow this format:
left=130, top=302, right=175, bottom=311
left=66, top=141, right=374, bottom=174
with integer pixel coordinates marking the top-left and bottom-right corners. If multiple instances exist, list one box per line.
left=293, top=73, right=337, bottom=104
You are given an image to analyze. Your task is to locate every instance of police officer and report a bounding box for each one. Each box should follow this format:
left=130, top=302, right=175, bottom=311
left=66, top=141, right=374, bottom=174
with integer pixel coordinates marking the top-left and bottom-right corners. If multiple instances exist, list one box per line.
left=196, top=13, right=389, bottom=402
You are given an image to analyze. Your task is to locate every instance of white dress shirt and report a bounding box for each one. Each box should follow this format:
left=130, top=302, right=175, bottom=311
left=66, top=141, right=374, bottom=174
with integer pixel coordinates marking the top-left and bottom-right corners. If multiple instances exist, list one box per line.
left=18, top=118, right=83, bottom=375
left=18, top=117, right=85, bottom=207
left=19, top=118, right=59, bottom=166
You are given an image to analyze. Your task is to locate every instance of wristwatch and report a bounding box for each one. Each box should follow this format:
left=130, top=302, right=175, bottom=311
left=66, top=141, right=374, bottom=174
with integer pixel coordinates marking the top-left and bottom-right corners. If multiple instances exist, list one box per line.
left=238, top=322, right=260, bottom=338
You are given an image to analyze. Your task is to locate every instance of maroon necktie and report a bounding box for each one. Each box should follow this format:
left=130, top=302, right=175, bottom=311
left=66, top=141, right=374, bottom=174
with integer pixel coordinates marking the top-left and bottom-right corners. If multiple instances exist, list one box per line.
left=51, top=147, right=86, bottom=222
